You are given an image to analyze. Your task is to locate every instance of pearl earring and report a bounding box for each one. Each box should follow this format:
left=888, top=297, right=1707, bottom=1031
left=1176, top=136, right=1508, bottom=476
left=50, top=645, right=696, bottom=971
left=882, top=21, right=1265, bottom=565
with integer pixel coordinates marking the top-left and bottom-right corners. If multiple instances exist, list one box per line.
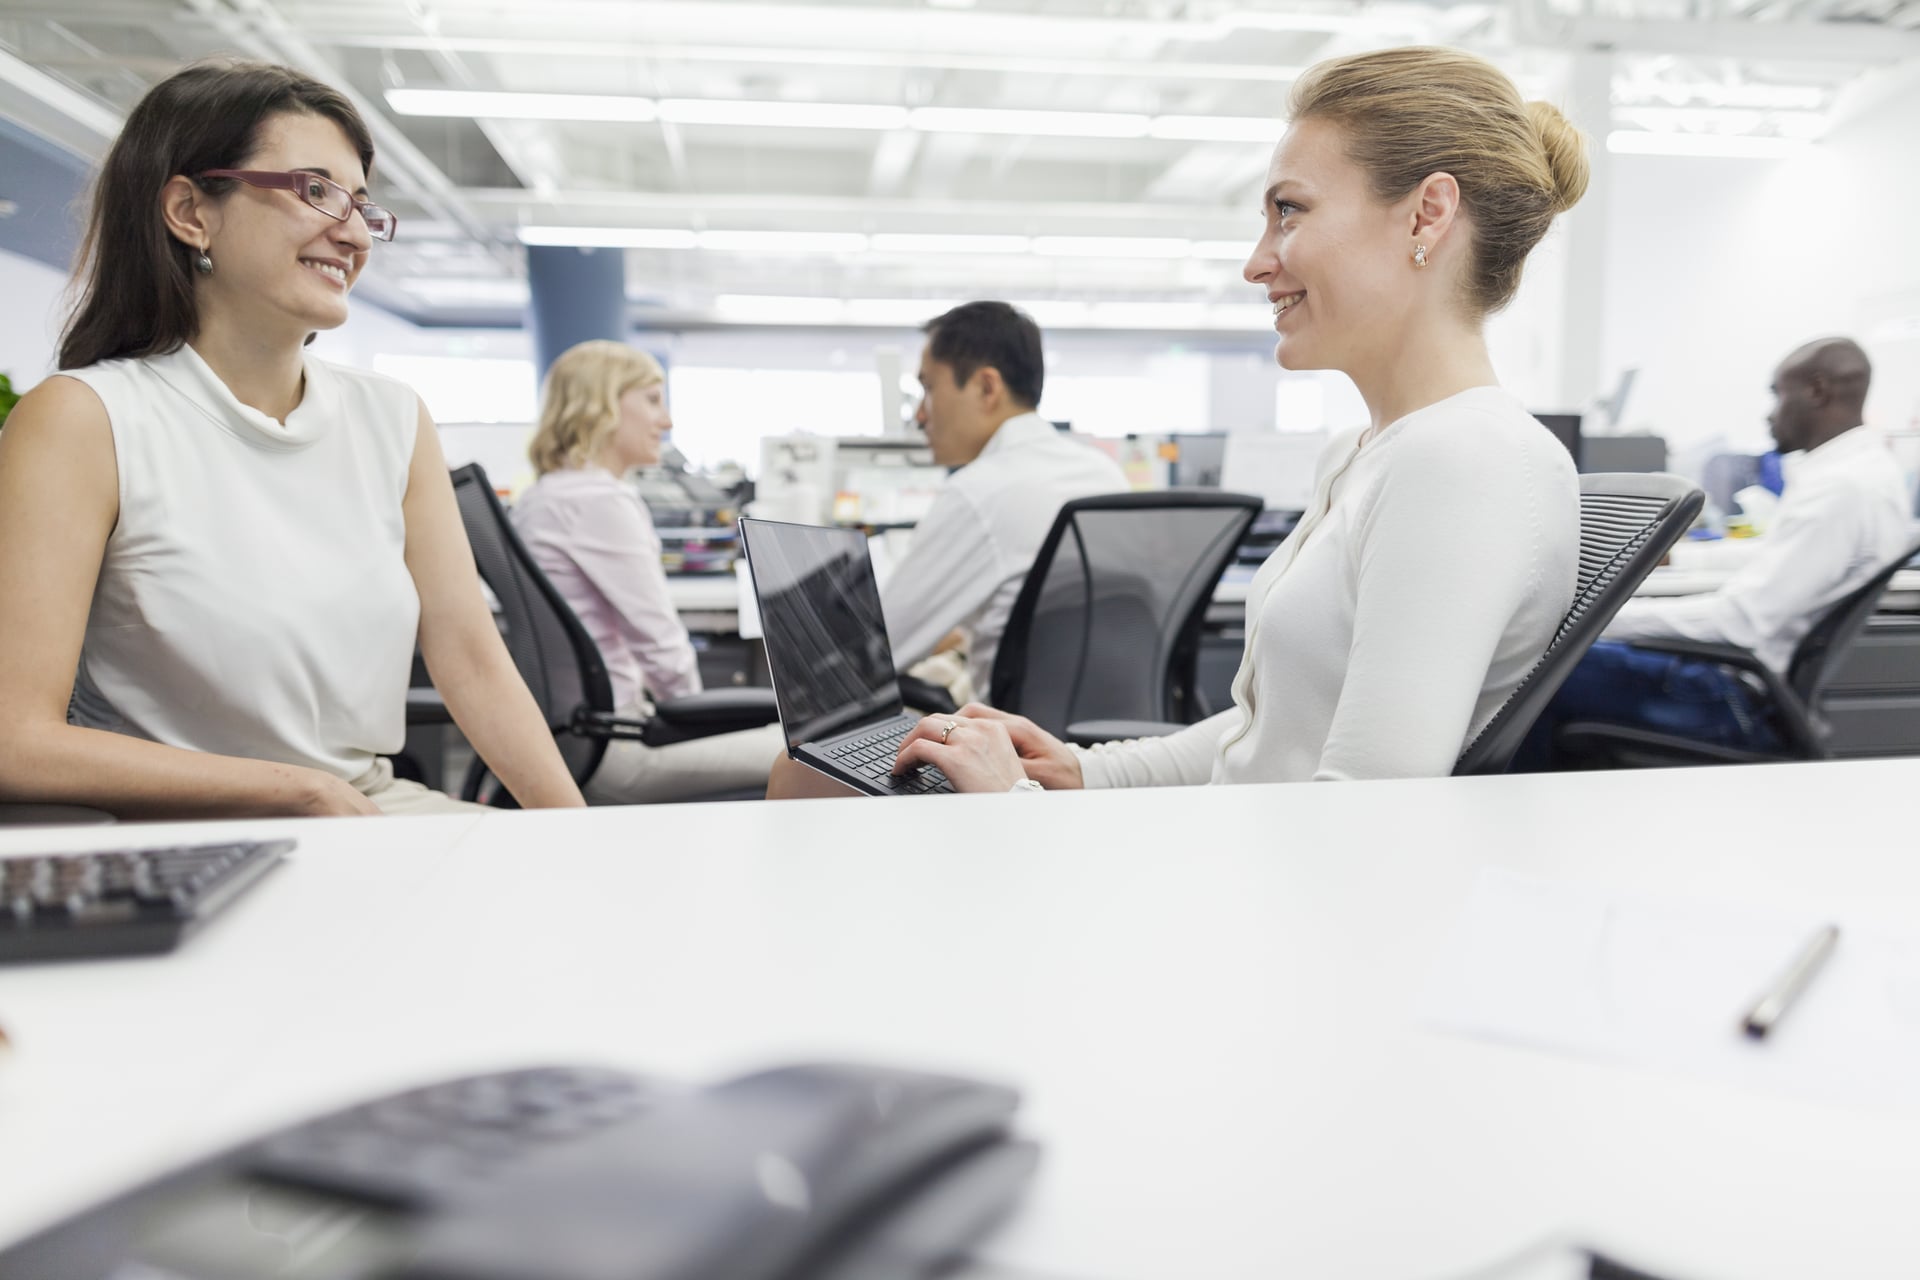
left=1412, top=245, right=1428, bottom=268
left=194, top=250, right=214, bottom=275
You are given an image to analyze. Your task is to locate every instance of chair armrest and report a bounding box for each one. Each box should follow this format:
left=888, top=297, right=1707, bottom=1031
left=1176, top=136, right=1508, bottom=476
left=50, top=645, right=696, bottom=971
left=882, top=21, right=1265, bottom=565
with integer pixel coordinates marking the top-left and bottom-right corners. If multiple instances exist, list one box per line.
left=1606, top=639, right=1821, bottom=753
left=648, top=688, right=782, bottom=735
left=1555, top=721, right=1789, bottom=767
left=0, top=803, right=117, bottom=826
left=898, top=673, right=959, bottom=715
left=1065, top=719, right=1185, bottom=748
left=405, top=687, right=454, bottom=726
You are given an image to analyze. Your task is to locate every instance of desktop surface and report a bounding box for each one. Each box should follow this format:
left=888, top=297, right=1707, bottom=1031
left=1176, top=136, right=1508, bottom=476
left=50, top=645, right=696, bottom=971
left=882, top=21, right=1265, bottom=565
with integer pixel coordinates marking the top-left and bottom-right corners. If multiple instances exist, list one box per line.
left=1, top=767, right=1917, bottom=1280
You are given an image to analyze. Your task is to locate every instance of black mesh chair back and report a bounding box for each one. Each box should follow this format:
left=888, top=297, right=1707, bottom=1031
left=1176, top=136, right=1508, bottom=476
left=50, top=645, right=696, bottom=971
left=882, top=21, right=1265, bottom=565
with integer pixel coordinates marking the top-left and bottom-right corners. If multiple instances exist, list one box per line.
left=1454, top=472, right=1703, bottom=775
left=450, top=463, right=615, bottom=793
left=988, top=490, right=1263, bottom=737
left=1788, top=537, right=1920, bottom=710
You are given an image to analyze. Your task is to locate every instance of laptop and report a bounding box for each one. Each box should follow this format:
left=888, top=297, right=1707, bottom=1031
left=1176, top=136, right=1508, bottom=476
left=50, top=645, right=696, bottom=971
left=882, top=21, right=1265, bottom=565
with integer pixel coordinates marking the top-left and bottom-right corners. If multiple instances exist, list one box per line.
left=738, top=517, right=955, bottom=796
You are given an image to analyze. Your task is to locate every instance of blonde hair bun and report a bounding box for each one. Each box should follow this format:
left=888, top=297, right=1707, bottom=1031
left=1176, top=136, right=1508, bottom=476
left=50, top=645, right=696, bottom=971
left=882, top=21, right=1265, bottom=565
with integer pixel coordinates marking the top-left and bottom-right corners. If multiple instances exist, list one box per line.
left=1526, top=100, right=1591, bottom=215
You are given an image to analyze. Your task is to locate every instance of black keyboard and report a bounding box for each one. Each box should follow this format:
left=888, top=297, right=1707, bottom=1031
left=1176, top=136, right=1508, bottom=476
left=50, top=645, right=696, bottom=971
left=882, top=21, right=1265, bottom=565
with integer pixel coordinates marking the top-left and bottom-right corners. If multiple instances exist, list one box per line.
left=824, top=723, right=955, bottom=794
left=0, top=838, right=292, bottom=963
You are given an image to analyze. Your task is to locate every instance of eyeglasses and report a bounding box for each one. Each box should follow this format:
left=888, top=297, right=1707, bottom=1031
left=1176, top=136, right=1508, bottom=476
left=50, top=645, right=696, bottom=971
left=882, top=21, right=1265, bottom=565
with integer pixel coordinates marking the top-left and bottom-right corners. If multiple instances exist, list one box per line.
left=197, top=169, right=398, bottom=242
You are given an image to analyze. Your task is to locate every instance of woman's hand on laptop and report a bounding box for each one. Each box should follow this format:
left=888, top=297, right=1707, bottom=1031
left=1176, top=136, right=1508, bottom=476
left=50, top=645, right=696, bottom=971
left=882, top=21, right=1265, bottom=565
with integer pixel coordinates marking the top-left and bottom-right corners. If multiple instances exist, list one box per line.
left=891, top=705, right=1084, bottom=793
left=892, top=714, right=1026, bottom=791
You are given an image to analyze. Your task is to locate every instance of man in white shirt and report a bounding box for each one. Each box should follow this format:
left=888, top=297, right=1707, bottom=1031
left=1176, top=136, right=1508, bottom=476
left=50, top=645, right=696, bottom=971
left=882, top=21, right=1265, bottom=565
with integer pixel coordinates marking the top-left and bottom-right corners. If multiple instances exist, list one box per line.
left=1524, top=337, right=1915, bottom=765
left=882, top=301, right=1128, bottom=700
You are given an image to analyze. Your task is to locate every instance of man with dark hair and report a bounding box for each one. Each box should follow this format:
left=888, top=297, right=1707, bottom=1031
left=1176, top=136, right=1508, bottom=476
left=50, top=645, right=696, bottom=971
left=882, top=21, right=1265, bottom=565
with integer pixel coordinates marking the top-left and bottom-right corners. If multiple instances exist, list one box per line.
left=1523, top=336, right=1913, bottom=763
left=881, top=301, right=1127, bottom=699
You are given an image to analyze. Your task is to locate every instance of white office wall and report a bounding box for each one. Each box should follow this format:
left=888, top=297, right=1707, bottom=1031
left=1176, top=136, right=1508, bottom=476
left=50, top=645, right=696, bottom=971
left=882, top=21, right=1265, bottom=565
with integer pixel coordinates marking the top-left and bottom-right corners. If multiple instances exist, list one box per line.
left=1598, top=74, right=1920, bottom=459
left=0, top=247, right=68, bottom=390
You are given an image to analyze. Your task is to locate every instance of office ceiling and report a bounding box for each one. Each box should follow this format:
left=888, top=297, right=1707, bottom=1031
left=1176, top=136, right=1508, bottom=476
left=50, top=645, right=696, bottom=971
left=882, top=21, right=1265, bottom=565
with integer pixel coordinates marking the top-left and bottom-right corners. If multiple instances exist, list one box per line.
left=2, top=0, right=1917, bottom=328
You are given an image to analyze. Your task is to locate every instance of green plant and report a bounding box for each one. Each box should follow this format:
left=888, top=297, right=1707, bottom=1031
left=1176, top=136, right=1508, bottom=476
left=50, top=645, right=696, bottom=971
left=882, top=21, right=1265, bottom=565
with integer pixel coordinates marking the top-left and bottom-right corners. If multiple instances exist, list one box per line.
left=0, top=373, right=18, bottom=428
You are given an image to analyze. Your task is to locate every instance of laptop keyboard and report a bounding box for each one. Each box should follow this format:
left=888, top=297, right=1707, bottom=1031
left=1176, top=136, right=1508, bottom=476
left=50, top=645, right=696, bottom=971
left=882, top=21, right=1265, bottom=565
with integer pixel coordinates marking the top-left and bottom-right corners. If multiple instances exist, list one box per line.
left=823, top=723, right=955, bottom=794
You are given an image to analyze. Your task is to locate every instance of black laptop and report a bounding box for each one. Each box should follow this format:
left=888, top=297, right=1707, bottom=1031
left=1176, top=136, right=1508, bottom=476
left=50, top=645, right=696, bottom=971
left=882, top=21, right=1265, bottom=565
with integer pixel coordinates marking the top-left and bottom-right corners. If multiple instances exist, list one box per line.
left=738, top=517, right=955, bottom=796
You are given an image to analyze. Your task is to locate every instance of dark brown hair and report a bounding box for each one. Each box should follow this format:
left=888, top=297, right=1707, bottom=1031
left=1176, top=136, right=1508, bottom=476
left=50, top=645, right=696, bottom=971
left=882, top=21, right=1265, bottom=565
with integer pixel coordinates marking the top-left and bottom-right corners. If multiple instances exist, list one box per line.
left=1288, top=46, right=1589, bottom=317
left=59, top=59, right=375, bottom=371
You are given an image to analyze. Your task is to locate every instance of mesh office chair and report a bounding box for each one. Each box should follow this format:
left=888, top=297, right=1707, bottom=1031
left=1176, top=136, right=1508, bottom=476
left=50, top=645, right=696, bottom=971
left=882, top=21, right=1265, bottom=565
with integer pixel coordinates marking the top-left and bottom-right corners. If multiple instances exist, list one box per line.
left=987, top=490, right=1263, bottom=741
left=1055, top=476, right=1702, bottom=772
left=1553, top=537, right=1920, bottom=767
left=448, top=464, right=778, bottom=805
left=1453, top=473, right=1704, bottom=774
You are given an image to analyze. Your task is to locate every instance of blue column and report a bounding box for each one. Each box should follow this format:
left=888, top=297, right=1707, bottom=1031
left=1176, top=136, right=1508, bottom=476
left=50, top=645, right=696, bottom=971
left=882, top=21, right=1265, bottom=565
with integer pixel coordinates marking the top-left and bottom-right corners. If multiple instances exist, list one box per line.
left=525, top=244, right=628, bottom=379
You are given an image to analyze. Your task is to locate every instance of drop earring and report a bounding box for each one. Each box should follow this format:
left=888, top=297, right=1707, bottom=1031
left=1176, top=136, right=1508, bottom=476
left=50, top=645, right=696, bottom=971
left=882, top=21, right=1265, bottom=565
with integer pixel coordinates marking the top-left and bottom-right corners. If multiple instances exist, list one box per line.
left=194, top=249, right=214, bottom=275
left=1412, top=245, right=1428, bottom=269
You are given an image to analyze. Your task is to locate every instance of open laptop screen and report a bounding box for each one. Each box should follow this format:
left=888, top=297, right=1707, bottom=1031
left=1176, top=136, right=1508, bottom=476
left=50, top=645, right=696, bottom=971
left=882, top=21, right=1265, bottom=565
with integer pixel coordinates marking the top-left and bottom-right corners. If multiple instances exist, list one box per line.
left=738, top=518, right=904, bottom=750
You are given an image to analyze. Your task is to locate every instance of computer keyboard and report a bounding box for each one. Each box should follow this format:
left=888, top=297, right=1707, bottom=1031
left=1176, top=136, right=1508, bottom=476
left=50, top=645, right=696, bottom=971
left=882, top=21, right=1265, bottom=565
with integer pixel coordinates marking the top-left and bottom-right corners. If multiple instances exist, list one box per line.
left=0, top=838, right=292, bottom=963
left=824, top=724, right=956, bottom=794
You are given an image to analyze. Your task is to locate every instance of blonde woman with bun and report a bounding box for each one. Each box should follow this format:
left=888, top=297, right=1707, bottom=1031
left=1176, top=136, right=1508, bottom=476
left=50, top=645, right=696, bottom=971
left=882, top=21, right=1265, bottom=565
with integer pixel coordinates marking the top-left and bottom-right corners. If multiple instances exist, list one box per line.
left=886, top=46, right=1591, bottom=793
left=512, top=340, right=782, bottom=803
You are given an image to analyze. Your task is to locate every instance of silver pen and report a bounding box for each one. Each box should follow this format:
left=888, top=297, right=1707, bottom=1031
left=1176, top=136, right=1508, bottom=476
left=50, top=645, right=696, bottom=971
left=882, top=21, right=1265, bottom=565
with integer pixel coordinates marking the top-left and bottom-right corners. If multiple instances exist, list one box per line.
left=1740, top=923, right=1840, bottom=1040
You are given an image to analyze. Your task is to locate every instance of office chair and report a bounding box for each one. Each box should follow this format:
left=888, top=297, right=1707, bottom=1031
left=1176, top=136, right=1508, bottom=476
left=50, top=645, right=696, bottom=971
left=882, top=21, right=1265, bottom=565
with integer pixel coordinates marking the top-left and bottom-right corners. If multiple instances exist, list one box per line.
left=987, top=490, right=1263, bottom=742
left=1553, top=537, right=1920, bottom=767
left=447, top=464, right=779, bottom=806
left=1452, top=473, right=1705, bottom=775
left=1058, top=476, right=1702, bottom=771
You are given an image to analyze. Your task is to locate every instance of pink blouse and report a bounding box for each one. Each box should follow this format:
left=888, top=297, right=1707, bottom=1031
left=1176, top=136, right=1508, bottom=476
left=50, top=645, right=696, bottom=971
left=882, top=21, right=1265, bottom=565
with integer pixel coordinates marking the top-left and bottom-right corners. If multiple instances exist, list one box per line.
left=510, top=468, right=702, bottom=708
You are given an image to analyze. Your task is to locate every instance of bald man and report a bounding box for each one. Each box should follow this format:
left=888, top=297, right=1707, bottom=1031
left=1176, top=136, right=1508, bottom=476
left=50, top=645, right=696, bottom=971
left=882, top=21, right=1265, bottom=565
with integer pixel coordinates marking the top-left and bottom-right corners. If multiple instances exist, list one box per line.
left=1522, top=337, right=1913, bottom=763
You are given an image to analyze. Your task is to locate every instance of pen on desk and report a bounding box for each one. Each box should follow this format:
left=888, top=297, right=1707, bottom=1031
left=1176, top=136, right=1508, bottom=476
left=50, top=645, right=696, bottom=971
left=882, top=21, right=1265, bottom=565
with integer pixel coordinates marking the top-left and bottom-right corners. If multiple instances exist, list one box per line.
left=1740, top=923, right=1839, bottom=1040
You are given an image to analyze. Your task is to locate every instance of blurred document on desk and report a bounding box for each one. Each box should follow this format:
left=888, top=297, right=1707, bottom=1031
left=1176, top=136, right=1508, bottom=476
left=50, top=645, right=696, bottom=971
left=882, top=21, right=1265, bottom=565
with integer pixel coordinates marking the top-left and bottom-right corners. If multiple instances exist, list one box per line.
left=1419, top=869, right=1920, bottom=1108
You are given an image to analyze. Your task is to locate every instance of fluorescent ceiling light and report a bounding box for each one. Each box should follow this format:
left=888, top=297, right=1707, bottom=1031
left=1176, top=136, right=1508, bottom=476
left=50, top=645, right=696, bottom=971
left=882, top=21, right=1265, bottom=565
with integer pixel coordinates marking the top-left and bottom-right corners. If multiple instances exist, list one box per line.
left=519, top=226, right=699, bottom=249
left=1606, top=131, right=1811, bottom=159
left=399, top=277, right=532, bottom=307
left=908, top=106, right=1150, bottom=138
left=1032, top=235, right=1192, bottom=259
left=386, top=88, right=658, bottom=122
left=658, top=98, right=908, bottom=129
left=520, top=227, right=1267, bottom=261
left=1147, top=115, right=1283, bottom=143
left=869, top=233, right=1033, bottom=254
left=1190, top=240, right=1253, bottom=261
left=699, top=229, right=871, bottom=253
left=385, top=85, right=1292, bottom=142
left=709, top=294, right=1272, bottom=330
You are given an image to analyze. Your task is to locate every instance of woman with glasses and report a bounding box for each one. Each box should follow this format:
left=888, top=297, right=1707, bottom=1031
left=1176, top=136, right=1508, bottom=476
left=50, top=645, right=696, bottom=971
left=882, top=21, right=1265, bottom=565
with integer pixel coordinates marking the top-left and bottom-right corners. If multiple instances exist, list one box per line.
left=0, top=59, right=584, bottom=817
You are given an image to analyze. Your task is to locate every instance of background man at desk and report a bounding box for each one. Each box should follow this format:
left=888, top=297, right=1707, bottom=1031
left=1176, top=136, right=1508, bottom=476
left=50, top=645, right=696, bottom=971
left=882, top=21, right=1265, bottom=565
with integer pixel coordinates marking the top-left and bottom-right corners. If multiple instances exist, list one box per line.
left=882, top=301, right=1127, bottom=703
left=1524, top=336, right=1912, bottom=763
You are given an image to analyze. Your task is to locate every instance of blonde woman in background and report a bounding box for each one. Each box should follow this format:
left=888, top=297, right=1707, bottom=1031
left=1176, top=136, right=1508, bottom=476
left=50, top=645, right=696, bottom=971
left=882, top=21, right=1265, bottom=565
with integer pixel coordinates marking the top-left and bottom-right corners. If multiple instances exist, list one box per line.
left=512, top=340, right=784, bottom=803
left=884, top=46, right=1592, bottom=793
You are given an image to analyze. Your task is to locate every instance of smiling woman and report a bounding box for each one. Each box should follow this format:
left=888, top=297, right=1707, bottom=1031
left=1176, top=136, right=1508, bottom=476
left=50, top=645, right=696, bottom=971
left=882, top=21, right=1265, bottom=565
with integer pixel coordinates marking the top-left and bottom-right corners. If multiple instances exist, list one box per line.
left=897, top=46, right=1593, bottom=796
left=0, top=60, right=586, bottom=819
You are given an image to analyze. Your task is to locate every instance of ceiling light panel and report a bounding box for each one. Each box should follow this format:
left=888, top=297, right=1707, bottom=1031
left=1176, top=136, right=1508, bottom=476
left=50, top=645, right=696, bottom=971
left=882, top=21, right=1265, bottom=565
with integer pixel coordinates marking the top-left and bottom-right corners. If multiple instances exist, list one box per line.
left=1605, top=131, right=1812, bottom=158
left=385, top=88, right=659, bottom=122
left=658, top=99, right=909, bottom=129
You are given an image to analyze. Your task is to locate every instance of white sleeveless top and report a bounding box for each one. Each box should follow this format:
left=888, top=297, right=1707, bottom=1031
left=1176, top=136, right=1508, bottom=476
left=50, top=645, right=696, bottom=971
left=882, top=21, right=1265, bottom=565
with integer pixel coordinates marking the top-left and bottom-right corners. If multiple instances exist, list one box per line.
left=62, top=344, right=421, bottom=780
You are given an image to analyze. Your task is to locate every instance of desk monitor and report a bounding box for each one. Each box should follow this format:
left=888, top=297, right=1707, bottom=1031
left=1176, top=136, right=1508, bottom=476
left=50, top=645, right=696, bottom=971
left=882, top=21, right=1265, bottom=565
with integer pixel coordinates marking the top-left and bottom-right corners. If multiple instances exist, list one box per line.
left=1532, top=413, right=1583, bottom=470
left=1220, top=432, right=1328, bottom=512
left=1582, top=434, right=1668, bottom=475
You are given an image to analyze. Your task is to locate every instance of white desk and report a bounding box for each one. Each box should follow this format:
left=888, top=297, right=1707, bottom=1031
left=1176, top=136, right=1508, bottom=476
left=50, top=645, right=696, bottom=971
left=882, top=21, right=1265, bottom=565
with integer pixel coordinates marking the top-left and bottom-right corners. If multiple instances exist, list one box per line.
left=1640, top=565, right=1920, bottom=605
left=3, top=766, right=1919, bottom=1278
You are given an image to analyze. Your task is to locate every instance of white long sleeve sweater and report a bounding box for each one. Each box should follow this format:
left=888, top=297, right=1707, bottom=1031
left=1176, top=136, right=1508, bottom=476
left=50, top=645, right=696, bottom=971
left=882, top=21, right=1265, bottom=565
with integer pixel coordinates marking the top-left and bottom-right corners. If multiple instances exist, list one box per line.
left=1076, top=387, right=1578, bottom=788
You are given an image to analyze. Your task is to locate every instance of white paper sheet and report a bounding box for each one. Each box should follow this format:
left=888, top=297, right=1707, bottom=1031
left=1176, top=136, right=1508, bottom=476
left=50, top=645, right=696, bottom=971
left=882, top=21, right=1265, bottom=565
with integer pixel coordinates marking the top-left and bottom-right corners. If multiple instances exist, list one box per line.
left=1418, top=869, right=1920, bottom=1109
